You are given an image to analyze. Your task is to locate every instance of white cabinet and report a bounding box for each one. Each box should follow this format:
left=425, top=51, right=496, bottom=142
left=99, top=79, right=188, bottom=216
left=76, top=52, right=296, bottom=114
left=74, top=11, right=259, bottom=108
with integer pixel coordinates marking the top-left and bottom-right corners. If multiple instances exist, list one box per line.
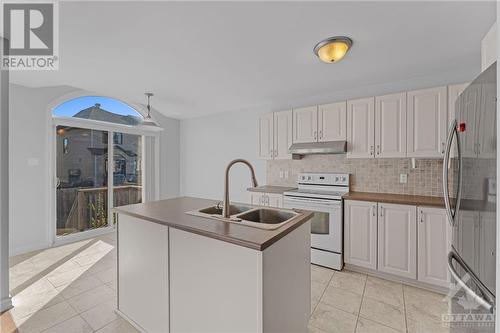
left=344, top=200, right=378, bottom=270
left=274, top=110, right=293, bottom=159
left=293, top=103, right=347, bottom=144
left=292, top=106, right=318, bottom=143
left=457, top=210, right=479, bottom=273
left=318, top=102, right=347, bottom=141
left=257, top=110, right=292, bottom=160
left=448, top=83, right=469, bottom=126
left=248, top=191, right=283, bottom=208
left=257, top=113, right=274, bottom=159
left=417, top=207, right=450, bottom=288
left=407, top=86, right=448, bottom=158
left=477, top=81, right=496, bottom=158
left=375, top=93, right=407, bottom=158
left=377, top=203, right=416, bottom=279
left=347, top=97, right=375, bottom=158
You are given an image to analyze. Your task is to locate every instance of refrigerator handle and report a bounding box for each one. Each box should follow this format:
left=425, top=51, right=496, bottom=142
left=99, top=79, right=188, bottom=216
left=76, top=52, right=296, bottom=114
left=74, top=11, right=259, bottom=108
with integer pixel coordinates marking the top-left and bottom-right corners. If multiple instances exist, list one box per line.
left=447, top=250, right=495, bottom=313
left=442, top=119, right=462, bottom=227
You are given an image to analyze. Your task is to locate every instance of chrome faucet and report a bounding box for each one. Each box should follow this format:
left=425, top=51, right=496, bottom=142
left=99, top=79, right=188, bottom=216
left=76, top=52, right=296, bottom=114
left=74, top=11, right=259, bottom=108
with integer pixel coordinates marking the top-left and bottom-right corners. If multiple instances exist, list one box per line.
left=223, top=159, right=258, bottom=218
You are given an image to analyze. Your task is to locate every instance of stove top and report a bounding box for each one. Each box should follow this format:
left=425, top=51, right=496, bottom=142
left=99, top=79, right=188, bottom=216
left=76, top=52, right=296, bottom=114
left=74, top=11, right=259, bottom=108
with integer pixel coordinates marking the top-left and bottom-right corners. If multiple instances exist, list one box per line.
left=283, top=172, right=350, bottom=200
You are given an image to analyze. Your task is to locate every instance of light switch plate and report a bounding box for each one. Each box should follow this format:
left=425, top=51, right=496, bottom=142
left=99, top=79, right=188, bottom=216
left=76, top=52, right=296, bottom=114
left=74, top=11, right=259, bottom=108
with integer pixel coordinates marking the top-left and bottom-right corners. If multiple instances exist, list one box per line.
left=400, top=173, right=408, bottom=184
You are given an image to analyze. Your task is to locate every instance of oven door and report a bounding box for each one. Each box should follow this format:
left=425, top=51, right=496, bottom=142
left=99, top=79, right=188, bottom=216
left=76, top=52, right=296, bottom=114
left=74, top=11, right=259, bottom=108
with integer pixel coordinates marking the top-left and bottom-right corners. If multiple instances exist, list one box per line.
left=283, top=196, right=341, bottom=253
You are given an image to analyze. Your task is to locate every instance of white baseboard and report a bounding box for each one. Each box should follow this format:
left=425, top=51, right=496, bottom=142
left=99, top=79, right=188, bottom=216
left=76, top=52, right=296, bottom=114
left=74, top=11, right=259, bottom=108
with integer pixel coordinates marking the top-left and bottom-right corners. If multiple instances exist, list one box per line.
left=0, top=296, right=12, bottom=313
left=115, top=309, right=147, bottom=333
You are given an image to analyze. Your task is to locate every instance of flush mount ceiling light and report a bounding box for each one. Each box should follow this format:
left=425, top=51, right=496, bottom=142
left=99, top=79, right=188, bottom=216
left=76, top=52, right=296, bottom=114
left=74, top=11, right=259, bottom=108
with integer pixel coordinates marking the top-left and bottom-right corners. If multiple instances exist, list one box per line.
left=313, top=36, right=353, bottom=63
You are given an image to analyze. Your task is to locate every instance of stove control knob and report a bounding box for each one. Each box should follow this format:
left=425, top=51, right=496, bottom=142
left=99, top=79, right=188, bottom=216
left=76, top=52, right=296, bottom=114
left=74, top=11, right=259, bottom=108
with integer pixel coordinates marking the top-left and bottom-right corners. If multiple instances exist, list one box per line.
left=301, top=176, right=305, bottom=180
left=342, top=177, right=346, bottom=182
left=307, top=176, right=312, bottom=180
left=335, top=177, right=339, bottom=182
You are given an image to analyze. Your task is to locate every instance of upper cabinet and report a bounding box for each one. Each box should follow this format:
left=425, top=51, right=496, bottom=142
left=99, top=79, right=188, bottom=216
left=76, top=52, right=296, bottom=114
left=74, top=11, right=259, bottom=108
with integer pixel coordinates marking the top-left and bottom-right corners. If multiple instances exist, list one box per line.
left=347, top=97, right=375, bottom=158
left=407, top=86, right=448, bottom=158
left=292, top=106, right=318, bottom=143
left=318, top=102, right=347, bottom=142
left=375, top=93, right=407, bottom=158
left=448, top=83, right=469, bottom=126
left=274, top=110, right=293, bottom=160
left=257, top=110, right=292, bottom=160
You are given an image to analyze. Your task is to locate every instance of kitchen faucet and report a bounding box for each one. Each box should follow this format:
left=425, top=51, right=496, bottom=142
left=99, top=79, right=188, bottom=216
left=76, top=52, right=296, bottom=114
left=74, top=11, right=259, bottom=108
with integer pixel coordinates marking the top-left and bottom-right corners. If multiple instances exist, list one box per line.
left=223, top=159, right=258, bottom=218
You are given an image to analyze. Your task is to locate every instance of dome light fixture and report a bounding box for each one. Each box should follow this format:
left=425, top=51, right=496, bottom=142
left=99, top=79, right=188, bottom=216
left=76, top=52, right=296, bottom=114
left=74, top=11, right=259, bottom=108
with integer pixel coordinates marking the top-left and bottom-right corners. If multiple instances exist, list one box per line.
left=313, top=36, right=353, bottom=63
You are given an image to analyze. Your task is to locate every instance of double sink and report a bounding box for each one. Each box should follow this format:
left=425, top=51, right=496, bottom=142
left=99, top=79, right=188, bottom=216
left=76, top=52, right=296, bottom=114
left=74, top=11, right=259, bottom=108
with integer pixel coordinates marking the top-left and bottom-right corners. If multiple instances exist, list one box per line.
left=187, top=204, right=299, bottom=230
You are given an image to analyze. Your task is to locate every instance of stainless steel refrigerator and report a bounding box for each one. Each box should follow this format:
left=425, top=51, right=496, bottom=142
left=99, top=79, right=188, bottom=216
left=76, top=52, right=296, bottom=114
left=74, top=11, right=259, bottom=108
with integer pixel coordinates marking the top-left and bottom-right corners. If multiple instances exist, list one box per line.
left=443, top=62, right=496, bottom=332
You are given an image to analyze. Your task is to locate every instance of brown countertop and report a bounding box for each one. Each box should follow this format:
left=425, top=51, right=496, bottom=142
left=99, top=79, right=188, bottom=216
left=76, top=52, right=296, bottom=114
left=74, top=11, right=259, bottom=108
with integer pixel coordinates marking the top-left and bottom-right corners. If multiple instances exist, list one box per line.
left=113, top=196, right=313, bottom=251
left=247, top=185, right=296, bottom=194
left=342, top=192, right=446, bottom=207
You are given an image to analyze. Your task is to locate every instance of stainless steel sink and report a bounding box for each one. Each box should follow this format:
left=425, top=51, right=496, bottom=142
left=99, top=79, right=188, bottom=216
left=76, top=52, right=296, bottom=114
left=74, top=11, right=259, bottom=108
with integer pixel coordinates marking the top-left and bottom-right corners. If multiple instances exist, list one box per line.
left=186, top=204, right=300, bottom=230
left=198, top=204, right=252, bottom=216
left=236, top=208, right=296, bottom=225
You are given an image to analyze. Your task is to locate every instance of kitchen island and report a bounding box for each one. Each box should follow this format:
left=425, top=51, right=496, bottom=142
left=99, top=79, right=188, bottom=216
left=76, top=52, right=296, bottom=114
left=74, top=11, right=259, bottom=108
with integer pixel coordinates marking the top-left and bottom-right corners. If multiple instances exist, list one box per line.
left=114, top=197, right=313, bottom=333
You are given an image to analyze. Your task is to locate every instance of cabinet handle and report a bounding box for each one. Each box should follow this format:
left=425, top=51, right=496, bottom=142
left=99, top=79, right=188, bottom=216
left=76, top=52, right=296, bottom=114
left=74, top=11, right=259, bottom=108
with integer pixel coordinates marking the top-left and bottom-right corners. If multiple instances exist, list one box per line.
left=314, top=131, right=317, bottom=141
left=420, top=210, right=424, bottom=223
left=377, top=145, right=380, bottom=155
left=379, top=206, right=383, bottom=217
left=441, top=142, right=445, bottom=154
left=319, top=130, right=323, bottom=140
left=477, top=143, right=481, bottom=155
left=370, top=145, right=374, bottom=156
left=372, top=205, right=377, bottom=217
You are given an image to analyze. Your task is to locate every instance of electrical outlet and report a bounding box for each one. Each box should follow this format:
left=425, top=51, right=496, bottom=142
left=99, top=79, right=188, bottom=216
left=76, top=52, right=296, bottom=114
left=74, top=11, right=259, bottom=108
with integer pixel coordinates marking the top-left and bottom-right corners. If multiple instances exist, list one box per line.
left=400, top=173, right=408, bottom=184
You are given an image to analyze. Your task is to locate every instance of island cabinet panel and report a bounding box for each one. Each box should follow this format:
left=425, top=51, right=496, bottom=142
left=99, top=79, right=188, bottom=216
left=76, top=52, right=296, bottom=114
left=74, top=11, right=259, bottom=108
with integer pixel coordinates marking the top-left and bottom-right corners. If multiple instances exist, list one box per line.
left=169, top=228, right=263, bottom=332
left=117, top=214, right=169, bottom=333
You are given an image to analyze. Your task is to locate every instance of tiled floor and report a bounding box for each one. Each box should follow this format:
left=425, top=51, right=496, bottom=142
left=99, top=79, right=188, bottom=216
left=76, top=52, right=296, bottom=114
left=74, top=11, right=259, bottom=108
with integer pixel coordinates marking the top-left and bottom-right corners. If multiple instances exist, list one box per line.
left=1, top=232, right=449, bottom=333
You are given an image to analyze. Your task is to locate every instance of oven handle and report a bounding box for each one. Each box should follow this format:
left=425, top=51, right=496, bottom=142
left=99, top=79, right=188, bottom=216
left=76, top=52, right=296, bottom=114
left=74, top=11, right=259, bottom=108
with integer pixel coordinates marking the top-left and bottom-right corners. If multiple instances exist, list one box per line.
left=283, top=196, right=341, bottom=207
left=447, top=250, right=495, bottom=313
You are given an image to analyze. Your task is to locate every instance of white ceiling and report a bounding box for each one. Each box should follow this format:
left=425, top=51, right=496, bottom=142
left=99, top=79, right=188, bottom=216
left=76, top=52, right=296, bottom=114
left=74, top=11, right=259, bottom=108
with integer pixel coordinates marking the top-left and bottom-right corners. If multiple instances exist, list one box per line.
left=10, top=1, right=496, bottom=119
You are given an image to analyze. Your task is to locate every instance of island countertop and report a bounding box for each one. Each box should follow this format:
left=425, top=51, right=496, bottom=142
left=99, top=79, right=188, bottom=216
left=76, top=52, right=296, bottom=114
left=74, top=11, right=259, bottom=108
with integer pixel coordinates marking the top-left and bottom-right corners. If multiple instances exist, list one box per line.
left=113, top=196, right=313, bottom=251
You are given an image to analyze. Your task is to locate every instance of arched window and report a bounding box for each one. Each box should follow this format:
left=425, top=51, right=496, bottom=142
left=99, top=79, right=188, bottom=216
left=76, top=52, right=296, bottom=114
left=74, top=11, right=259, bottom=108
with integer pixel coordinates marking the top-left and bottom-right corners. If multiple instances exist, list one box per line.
left=53, top=96, right=144, bottom=126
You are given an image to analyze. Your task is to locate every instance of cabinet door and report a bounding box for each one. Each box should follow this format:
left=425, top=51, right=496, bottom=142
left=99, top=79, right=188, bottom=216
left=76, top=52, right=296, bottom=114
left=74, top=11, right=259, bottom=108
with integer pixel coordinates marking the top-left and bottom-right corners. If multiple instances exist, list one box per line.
left=257, top=113, right=274, bottom=159
left=479, top=212, right=496, bottom=291
left=267, top=193, right=283, bottom=208
left=458, top=84, right=481, bottom=158
left=407, top=86, right=447, bottom=158
left=377, top=203, right=417, bottom=279
left=344, top=200, right=378, bottom=270
left=457, top=210, right=479, bottom=274
left=274, top=110, right=293, bottom=160
left=318, top=102, right=346, bottom=142
left=292, top=106, right=318, bottom=143
left=346, top=97, right=375, bottom=158
left=417, top=207, right=450, bottom=288
left=448, top=83, right=469, bottom=126
left=375, top=92, right=407, bottom=158
left=249, top=192, right=265, bottom=206
left=477, top=81, right=496, bottom=158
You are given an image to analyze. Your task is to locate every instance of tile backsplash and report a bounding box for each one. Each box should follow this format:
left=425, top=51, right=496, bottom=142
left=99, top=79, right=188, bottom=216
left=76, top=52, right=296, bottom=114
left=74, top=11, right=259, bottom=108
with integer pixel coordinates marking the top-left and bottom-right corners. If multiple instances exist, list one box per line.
left=267, top=155, right=449, bottom=197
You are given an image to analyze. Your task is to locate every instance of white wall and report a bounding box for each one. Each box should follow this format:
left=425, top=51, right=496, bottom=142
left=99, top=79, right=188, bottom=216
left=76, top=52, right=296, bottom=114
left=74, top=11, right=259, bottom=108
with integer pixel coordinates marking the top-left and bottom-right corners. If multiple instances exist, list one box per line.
left=9, top=84, right=180, bottom=255
left=180, top=69, right=479, bottom=203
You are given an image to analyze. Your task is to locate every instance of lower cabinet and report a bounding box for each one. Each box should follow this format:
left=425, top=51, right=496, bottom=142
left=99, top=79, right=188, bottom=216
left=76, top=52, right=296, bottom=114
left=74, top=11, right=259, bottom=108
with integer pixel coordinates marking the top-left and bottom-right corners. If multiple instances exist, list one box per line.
left=248, top=191, right=283, bottom=208
left=378, top=203, right=417, bottom=279
left=417, top=207, right=450, bottom=288
left=344, top=200, right=378, bottom=270
left=344, top=200, right=450, bottom=288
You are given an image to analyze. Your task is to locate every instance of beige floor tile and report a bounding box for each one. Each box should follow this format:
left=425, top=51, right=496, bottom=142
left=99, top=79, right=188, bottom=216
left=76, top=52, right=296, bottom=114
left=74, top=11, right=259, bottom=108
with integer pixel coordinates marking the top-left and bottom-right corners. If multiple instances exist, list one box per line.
left=67, top=285, right=115, bottom=313
left=310, top=302, right=357, bottom=333
left=80, top=299, right=118, bottom=331
left=364, top=276, right=404, bottom=308
left=311, top=265, right=334, bottom=285
left=404, top=285, right=448, bottom=321
left=46, top=267, right=92, bottom=288
left=321, top=285, right=362, bottom=315
left=72, top=252, right=111, bottom=267
left=85, top=258, right=116, bottom=276
left=95, top=317, right=140, bottom=333
left=106, top=279, right=117, bottom=292
left=40, top=315, right=93, bottom=333
left=329, top=270, right=367, bottom=295
left=10, top=289, right=65, bottom=321
left=94, top=267, right=117, bottom=284
left=406, top=315, right=449, bottom=333
left=359, top=297, right=406, bottom=331
left=14, top=301, right=77, bottom=333
left=13, top=278, right=57, bottom=298
left=56, top=275, right=104, bottom=299
left=308, top=323, right=328, bottom=333
left=355, top=317, right=402, bottom=333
